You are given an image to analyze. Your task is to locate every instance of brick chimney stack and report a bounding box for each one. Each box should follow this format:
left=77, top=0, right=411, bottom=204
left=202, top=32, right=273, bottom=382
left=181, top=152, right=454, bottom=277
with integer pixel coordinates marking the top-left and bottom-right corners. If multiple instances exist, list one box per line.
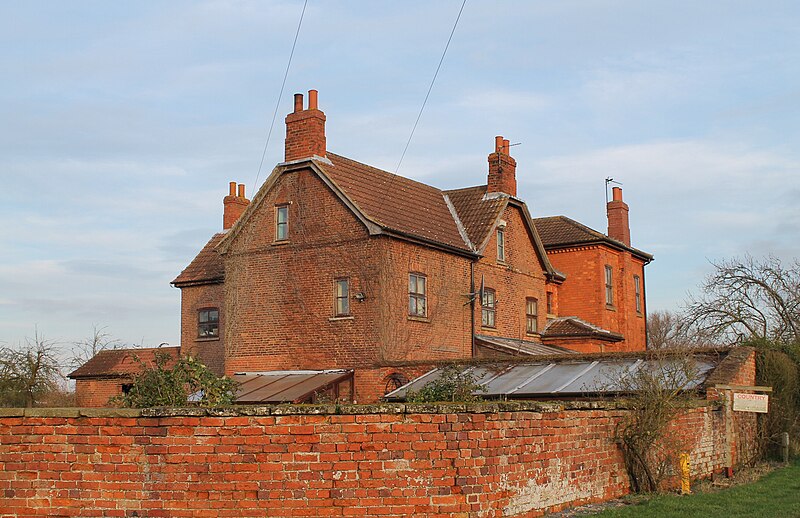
left=223, top=181, right=250, bottom=230
left=487, top=135, right=517, bottom=196
left=284, top=89, right=326, bottom=162
left=607, top=186, right=630, bottom=246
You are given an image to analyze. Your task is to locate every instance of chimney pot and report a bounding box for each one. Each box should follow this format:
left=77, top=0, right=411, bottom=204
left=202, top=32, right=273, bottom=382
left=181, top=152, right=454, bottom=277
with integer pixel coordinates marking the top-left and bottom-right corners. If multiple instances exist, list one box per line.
left=285, top=89, right=327, bottom=161
left=487, top=135, right=517, bottom=196
left=503, top=139, right=510, bottom=155
left=607, top=187, right=631, bottom=246
left=223, top=181, right=250, bottom=229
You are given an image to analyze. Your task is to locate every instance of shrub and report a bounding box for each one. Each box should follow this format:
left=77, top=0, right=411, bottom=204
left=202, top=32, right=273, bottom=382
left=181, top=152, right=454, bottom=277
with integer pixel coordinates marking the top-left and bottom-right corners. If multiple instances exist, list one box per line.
left=116, top=351, right=236, bottom=408
left=406, top=364, right=485, bottom=403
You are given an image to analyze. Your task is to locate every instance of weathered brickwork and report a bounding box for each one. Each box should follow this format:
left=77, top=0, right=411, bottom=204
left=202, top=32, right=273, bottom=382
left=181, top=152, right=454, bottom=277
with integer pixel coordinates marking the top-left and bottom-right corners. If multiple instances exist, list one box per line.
left=0, top=396, right=756, bottom=518
left=179, top=282, right=225, bottom=375
left=73, top=379, right=127, bottom=408
left=475, top=205, right=550, bottom=340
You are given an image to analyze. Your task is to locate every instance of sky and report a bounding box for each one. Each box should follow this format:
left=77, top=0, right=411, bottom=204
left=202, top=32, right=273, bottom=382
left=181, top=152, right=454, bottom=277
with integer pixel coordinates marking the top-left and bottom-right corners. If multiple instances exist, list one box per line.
left=1, top=1, right=799, bottom=353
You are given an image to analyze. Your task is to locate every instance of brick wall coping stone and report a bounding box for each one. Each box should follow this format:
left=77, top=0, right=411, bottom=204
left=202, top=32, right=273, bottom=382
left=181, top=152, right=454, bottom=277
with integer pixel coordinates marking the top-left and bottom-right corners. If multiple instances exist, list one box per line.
left=0, top=398, right=716, bottom=419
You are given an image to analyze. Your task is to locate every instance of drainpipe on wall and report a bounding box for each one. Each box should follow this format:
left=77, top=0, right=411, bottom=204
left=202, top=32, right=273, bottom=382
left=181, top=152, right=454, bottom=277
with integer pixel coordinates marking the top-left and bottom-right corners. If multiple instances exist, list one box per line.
left=470, top=261, right=476, bottom=357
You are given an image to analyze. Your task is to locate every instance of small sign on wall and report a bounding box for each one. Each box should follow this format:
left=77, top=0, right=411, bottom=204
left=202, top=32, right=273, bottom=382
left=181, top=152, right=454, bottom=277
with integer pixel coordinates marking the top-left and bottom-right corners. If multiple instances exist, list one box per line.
left=733, top=393, right=769, bottom=413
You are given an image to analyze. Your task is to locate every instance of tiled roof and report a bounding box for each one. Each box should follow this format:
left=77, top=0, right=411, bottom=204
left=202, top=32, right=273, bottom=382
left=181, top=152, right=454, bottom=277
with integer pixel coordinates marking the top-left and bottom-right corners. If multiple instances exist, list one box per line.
left=172, top=233, right=226, bottom=286
left=444, top=185, right=506, bottom=250
left=542, top=316, right=624, bottom=341
left=475, top=334, right=578, bottom=356
left=68, top=346, right=181, bottom=379
left=317, top=153, right=469, bottom=250
left=533, top=215, right=653, bottom=260
left=534, top=216, right=608, bottom=247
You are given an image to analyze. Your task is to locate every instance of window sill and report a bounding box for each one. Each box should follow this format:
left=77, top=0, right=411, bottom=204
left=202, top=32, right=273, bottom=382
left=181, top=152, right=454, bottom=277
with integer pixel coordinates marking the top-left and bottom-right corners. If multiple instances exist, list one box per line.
left=195, top=336, right=220, bottom=342
left=636, top=312, right=644, bottom=318
left=407, top=315, right=430, bottom=323
left=526, top=332, right=540, bottom=338
left=605, top=304, right=616, bottom=312
left=272, top=240, right=290, bottom=246
left=481, top=326, right=497, bottom=331
left=329, top=316, right=354, bottom=322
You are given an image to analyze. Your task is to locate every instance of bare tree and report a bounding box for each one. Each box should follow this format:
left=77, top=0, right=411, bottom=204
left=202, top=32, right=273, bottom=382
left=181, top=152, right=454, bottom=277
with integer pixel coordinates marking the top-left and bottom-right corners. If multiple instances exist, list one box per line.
left=69, top=324, right=120, bottom=370
left=685, top=255, right=800, bottom=345
left=647, top=309, right=719, bottom=349
left=0, top=328, right=63, bottom=408
left=611, top=350, right=699, bottom=492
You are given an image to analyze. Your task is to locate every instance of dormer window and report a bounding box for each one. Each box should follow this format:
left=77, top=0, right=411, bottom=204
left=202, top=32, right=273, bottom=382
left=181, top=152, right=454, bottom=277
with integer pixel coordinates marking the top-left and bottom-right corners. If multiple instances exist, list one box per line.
left=497, top=229, right=505, bottom=262
left=275, top=204, right=289, bottom=241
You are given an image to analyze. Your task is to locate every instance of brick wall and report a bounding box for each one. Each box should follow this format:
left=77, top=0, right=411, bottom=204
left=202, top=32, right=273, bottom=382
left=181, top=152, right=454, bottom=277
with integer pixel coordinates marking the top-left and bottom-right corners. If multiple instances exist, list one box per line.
left=0, top=397, right=756, bottom=518
left=546, top=246, right=646, bottom=351
left=180, top=282, right=225, bottom=375
left=73, top=379, right=128, bottom=407
left=476, top=205, right=549, bottom=340
left=224, top=166, right=564, bottom=401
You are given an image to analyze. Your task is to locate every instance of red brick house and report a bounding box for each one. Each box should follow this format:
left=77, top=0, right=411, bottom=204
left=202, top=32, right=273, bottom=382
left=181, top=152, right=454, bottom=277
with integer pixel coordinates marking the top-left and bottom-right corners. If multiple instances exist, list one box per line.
left=168, top=90, right=653, bottom=403
left=69, top=347, right=180, bottom=407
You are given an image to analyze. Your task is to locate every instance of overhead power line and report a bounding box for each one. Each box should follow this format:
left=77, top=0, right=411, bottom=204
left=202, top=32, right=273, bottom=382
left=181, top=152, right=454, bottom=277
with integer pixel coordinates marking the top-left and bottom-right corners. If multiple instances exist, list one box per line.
left=395, top=0, right=467, bottom=174
left=253, top=0, right=309, bottom=188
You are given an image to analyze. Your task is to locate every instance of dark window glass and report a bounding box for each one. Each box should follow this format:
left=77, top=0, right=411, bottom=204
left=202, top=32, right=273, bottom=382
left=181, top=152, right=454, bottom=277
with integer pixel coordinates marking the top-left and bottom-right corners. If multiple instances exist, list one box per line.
left=546, top=292, right=554, bottom=314
left=198, top=308, right=219, bottom=338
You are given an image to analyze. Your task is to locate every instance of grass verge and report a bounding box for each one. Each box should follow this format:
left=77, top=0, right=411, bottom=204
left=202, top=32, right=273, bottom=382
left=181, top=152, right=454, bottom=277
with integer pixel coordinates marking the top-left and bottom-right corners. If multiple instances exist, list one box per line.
left=593, top=461, right=800, bottom=517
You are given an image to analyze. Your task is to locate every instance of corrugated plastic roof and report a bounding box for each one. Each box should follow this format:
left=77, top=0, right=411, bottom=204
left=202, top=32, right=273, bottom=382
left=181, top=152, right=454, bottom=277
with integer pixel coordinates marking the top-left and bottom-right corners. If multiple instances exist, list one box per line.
left=233, top=370, right=353, bottom=404
left=384, top=356, right=718, bottom=401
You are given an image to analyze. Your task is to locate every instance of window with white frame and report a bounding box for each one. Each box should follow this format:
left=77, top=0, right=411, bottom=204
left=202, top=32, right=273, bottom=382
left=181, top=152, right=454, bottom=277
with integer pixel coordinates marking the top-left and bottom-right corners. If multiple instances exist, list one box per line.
left=481, top=288, right=496, bottom=328
left=605, top=265, right=614, bottom=306
left=275, top=204, right=289, bottom=241
left=497, top=229, right=505, bottom=262
left=634, top=275, right=642, bottom=314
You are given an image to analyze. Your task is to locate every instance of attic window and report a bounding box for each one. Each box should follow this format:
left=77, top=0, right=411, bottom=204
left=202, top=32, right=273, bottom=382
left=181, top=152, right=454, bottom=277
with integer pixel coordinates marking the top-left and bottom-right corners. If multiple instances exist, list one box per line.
left=481, top=288, right=496, bottom=328
left=497, top=229, right=506, bottom=262
left=198, top=308, right=219, bottom=338
left=275, top=204, right=289, bottom=241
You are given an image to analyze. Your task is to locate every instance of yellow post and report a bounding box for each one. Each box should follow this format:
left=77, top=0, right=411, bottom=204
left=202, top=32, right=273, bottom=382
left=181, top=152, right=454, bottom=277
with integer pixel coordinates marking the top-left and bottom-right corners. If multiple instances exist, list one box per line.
left=679, top=452, right=691, bottom=495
